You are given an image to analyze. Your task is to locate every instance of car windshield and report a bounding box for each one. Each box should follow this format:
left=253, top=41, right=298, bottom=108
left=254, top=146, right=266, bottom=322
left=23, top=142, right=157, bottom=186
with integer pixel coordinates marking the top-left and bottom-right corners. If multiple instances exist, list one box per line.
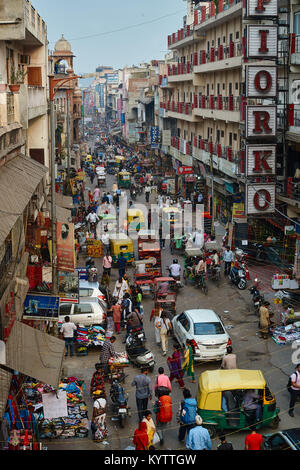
left=194, top=322, right=225, bottom=335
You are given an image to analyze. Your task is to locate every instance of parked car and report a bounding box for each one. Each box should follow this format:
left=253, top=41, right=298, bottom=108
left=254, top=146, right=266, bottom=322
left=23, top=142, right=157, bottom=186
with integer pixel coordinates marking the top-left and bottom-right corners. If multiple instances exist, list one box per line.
left=172, top=309, right=231, bottom=362
left=58, top=300, right=106, bottom=326
left=79, top=280, right=107, bottom=306
left=263, top=428, right=300, bottom=450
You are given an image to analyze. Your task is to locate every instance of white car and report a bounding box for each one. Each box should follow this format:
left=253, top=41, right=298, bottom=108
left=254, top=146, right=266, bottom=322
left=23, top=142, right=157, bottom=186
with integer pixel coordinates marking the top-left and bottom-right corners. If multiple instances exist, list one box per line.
left=58, top=300, right=106, bottom=327
left=172, top=309, right=231, bottom=362
left=79, top=281, right=107, bottom=309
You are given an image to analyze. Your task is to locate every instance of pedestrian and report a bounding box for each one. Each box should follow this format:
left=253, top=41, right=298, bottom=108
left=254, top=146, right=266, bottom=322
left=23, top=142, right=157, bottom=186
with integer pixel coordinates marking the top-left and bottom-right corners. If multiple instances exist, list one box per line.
left=117, top=252, right=127, bottom=279
left=102, top=252, right=112, bottom=277
left=133, top=421, right=149, bottom=450
left=177, top=388, right=197, bottom=442
left=145, top=185, right=151, bottom=203
left=155, top=312, right=172, bottom=356
left=60, top=316, right=77, bottom=357
left=221, top=345, right=237, bottom=369
left=110, top=300, right=122, bottom=334
left=90, top=363, right=106, bottom=397
left=142, top=410, right=156, bottom=447
left=90, top=171, right=95, bottom=185
left=168, top=344, right=185, bottom=389
left=182, top=340, right=196, bottom=383
left=101, top=230, right=110, bottom=254
left=150, top=307, right=162, bottom=345
left=93, top=186, right=101, bottom=203
left=112, top=277, right=127, bottom=305
left=186, top=415, right=211, bottom=450
left=288, top=363, right=300, bottom=417
left=99, top=336, right=117, bottom=378
left=92, top=397, right=108, bottom=443
left=88, top=190, right=94, bottom=204
left=131, top=367, right=153, bottom=422
left=155, top=393, right=173, bottom=444
left=259, top=301, right=271, bottom=339
left=125, top=306, right=143, bottom=341
left=223, top=246, right=234, bottom=276
left=106, top=309, right=114, bottom=339
left=244, top=425, right=263, bottom=450
left=159, top=223, right=165, bottom=249
left=154, top=367, right=172, bottom=397
left=217, top=435, right=234, bottom=450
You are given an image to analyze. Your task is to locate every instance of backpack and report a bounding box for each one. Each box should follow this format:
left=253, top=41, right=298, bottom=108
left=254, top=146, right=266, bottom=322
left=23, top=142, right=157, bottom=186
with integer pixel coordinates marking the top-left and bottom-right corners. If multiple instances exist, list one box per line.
left=157, top=395, right=172, bottom=423
left=182, top=398, right=197, bottom=425
left=287, top=371, right=299, bottom=393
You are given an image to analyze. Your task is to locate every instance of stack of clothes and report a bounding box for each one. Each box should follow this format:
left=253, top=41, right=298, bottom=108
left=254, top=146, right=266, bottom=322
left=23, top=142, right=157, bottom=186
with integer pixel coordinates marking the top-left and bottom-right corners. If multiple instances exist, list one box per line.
left=271, top=322, right=300, bottom=345
left=23, top=377, right=89, bottom=439
left=76, top=325, right=106, bottom=348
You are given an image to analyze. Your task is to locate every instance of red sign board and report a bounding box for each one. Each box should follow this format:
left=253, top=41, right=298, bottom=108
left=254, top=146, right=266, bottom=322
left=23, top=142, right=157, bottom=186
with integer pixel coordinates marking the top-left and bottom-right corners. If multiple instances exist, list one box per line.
left=177, top=166, right=194, bottom=175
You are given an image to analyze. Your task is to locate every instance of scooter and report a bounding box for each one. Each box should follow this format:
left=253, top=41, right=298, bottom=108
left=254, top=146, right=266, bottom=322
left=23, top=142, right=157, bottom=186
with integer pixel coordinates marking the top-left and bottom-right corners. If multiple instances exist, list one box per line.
left=229, top=264, right=247, bottom=290
left=109, top=379, right=129, bottom=428
left=249, top=281, right=265, bottom=314
left=126, top=328, right=155, bottom=372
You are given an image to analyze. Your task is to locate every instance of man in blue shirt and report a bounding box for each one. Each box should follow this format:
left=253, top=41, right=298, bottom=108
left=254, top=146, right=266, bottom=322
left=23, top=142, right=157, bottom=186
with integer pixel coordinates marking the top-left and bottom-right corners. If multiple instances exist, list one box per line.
left=186, top=415, right=212, bottom=450
left=118, top=252, right=127, bottom=279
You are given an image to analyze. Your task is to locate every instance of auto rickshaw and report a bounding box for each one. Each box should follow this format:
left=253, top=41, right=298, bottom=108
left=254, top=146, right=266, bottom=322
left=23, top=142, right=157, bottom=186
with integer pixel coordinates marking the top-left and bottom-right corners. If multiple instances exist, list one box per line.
left=127, top=209, right=145, bottom=232
left=153, top=277, right=177, bottom=318
left=107, top=159, right=117, bottom=175
left=183, top=248, right=203, bottom=285
left=118, top=171, right=131, bottom=189
left=197, top=369, right=280, bottom=438
left=115, top=155, right=126, bottom=168
left=85, top=154, right=93, bottom=163
left=110, top=234, right=134, bottom=266
left=138, top=241, right=161, bottom=276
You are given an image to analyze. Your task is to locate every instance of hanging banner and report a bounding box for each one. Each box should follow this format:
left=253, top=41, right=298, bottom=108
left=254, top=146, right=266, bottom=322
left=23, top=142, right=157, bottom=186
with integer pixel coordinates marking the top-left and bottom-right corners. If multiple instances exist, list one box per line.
left=246, top=183, right=276, bottom=215
left=58, top=271, right=79, bottom=304
left=56, top=222, right=75, bottom=272
left=23, top=295, right=60, bottom=321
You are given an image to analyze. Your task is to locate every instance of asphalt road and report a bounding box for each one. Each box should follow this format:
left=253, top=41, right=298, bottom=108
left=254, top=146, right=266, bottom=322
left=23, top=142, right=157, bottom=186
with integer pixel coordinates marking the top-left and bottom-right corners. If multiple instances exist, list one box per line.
left=44, top=140, right=299, bottom=451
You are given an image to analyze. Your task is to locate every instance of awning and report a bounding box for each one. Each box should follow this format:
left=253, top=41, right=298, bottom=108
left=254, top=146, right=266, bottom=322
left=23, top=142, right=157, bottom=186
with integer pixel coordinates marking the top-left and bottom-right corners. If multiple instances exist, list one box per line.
left=138, top=96, right=154, bottom=105
left=0, top=367, right=12, bottom=418
left=55, top=193, right=73, bottom=211
left=0, top=155, right=48, bottom=246
left=6, top=322, right=65, bottom=388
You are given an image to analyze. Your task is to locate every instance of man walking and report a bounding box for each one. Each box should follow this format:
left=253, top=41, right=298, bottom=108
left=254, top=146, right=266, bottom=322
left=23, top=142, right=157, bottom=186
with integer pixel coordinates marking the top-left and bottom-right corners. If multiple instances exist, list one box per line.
left=178, top=388, right=197, bottom=442
left=223, top=246, right=234, bottom=276
left=132, top=367, right=153, bottom=421
left=186, top=415, right=211, bottom=450
left=154, top=367, right=172, bottom=397
left=244, top=425, right=263, bottom=450
left=117, top=252, right=127, bottom=279
left=288, top=363, right=300, bottom=417
left=60, top=316, right=77, bottom=357
left=99, top=336, right=118, bottom=378
left=221, top=346, right=237, bottom=369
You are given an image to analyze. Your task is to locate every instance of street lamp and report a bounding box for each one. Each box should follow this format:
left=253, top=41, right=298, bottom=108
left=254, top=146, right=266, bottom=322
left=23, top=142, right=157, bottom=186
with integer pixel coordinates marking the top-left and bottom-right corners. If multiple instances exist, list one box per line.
left=48, top=73, right=80, bottom=295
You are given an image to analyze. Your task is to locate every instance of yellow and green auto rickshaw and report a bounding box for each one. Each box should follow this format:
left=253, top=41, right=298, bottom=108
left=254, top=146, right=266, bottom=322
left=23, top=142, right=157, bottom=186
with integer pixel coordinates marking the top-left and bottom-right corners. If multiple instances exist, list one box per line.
left=127, top=208, right=146, bottom=232
left=118, top=171, right=131, bottom=189
left=110, top=234, right=134, bottom=266
left=197, top=369, right=280, bottom=438
left=115, top=155, right=126, bottom=168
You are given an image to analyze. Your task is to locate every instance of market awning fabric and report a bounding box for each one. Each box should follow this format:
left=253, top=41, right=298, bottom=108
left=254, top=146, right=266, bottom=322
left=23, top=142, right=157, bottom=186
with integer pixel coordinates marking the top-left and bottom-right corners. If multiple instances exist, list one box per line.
left=0, top=155, right=48, bottom=245
left=0, top=368, right=12, bottom=418
left=6, top=322, right=65, bottom=388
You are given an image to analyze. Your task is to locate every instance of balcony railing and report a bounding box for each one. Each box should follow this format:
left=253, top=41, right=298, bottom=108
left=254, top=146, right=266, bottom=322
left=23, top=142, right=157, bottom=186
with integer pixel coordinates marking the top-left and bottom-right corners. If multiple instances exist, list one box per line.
left=7, top=93, right=15, bottom=124
left=25, top=0, right=46, bottom=42
left=168, top=24, right=193, bottom=47
left=196, top=95, right=241, bottom=111
left=168, top=62, right=194, bottom=76
left=167, top=101, right=194, bottom=116
left=171, top=135, right=239, bottom=163
left=194, top=0, right=242, bottom=26
left=198, top=41, right=243, bottom=66
left=28, top=86, right=46, bottom=109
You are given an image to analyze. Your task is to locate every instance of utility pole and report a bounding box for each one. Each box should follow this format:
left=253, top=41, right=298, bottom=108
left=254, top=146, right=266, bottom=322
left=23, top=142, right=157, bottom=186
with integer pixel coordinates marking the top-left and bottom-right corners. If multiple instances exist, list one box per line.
left=210, top=142, right=215, bottom=236
left=66, top=88, right=71, bottom=176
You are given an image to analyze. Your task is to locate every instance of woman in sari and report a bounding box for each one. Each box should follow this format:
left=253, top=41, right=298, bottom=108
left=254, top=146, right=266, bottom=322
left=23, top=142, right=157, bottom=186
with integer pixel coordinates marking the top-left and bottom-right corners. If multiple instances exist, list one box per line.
left=168, top=344, right=185, bottom=389
left=182, top=340, right=196, bottom=383
left=142, top=410, right=156, bottom=447
left=133, top=421, right=149, bottom=450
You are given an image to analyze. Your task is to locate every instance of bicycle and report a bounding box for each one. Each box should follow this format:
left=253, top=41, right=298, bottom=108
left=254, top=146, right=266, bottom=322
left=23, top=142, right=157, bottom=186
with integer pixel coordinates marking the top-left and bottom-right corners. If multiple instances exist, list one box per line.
left=196, top=271, right=208, bottom=295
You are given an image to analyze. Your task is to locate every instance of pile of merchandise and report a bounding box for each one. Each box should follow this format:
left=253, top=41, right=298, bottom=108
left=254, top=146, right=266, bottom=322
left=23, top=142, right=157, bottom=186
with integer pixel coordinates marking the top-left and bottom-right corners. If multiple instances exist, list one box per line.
left=23, top=377, right=89, bottom=439
left=108, top=352, right=130, bottom=367
left=76, top=325, right=106, bottom=348
left=271, top=322, right=300, bottom=345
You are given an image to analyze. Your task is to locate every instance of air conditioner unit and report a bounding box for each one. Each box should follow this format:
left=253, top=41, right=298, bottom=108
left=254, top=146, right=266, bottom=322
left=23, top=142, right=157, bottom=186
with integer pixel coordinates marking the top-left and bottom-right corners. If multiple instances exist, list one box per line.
left=20, top=55, right=30, bottom=65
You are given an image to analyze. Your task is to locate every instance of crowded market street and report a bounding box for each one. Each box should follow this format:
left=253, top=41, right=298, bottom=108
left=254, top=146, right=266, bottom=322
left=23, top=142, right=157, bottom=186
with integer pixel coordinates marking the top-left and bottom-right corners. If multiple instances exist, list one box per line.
left=43, top=135, right=297, bottom=451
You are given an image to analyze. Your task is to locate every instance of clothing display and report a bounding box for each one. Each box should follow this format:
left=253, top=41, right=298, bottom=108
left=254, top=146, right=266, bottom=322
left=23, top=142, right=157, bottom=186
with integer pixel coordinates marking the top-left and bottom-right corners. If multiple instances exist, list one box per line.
left=271, top=322, right=300, bottom=344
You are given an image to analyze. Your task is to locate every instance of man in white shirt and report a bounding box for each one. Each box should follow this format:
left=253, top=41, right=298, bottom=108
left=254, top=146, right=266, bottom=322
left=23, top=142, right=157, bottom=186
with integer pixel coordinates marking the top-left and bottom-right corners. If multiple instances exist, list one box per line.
left=223, top=246, right=234, bottom=276
left=101, top=230, right=110, bottom=254
left=169, top=259, right=181, bottom=279
left=86, top=211, right=98, bottom=232
left=60, top=316, right=77, bottom=357
left=289, top=363, right=300, bottom=417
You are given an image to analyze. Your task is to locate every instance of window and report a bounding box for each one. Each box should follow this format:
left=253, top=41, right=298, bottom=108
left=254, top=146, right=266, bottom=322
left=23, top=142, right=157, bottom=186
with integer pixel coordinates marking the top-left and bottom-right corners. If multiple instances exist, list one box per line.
left=269, top=435, right=292, bottom=451
left=235, top=82, right=239, bottom=90
left=74, top=304, right=93, bottom=314
left=79, top=288, right=91, bottom=297
left=229, top=133, right=233, bottom=146
left=207, top=84, right=209, bottom=95
left=236, top=31, right=239, bottom=39
left=178, top=313, right=190, bottom=331
left=59, top=304, right=72, bottom=316
left=229, top=83, right=232, bottom=95
left=234, top=133, right=237, bottom=141
left=229, top=33, right=233, bottom=43
left=194, top=322, right=225, bottom=335
left=27, top=66, right=42, bottom=86
left=221, top=130, right=224, bottom=138
left=223, top=83, right=225, bottom=90
left=207, top=41, right=210, bottom=51
left=223, top=36, right=226, bottom=43
left=217, top=83, right=220, bottom=95
left=218, top=37, right=220, bottom=46
left=294, top=12, right=300, bottom=35
left=217, top=130, right=220, bottom=142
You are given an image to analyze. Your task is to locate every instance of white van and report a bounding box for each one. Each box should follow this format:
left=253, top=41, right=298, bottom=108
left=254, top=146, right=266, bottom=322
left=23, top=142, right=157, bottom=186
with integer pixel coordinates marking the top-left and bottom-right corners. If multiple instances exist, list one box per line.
left=59, top=300, right=106, bottom=326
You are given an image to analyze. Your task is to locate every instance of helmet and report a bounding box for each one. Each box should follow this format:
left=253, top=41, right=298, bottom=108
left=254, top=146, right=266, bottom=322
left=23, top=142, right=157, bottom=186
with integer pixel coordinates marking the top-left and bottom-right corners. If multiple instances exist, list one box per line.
left=173, top=259, right=178, bottom=264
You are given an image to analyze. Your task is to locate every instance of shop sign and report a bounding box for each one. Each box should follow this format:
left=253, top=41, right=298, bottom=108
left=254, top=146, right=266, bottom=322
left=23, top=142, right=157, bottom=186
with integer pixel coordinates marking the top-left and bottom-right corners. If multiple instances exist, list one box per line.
left=246, top=145, right=276, bottom=176
left=246, top=66, right=277, bottom=98
left=23, top=295, right=60, bottom=321
left=58, top=271, right=79, bottom=304
left=247, top=25, right=278, bottom=58
left=150, top=126, right=159, bottom=149
left=56, top=222, right=75, bottom=272
left=246, top=183, right=276, bottom=214
left=246, top=0, right=278, bottom=18
left=177, top=166, right=194, bottom=175
left=245, top=105, right=277, bottom=139
left=162, top=130, right=171, bottom=146
left=232, top=203, right=245, bottom=219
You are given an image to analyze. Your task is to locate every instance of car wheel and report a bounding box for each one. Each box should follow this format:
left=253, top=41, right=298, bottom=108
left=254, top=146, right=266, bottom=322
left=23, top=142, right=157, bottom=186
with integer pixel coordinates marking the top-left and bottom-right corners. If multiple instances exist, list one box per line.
left=204, top=424, right=217, bottom=439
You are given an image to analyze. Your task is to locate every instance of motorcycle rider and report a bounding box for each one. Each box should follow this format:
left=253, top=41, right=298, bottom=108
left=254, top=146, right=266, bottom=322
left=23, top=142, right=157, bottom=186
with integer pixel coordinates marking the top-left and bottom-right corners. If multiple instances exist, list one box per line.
left=169, top=259, right=181, bottom=280
left=86, top=210, right=98, bottom=233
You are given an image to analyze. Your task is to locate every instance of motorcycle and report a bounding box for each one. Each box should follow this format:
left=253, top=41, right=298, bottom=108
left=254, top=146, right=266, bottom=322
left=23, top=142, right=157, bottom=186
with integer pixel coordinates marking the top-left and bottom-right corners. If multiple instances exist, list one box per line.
left=228, top=264, right=247, bottom=290
left=126, top=328, right=155, bottom=371
left=130, top=188, right=137, bottom=200
left=109, top=379, right=129, bottom=428
left=249, top=281, right=265, bottom=314
left=168, top=269, right=184, bottom=292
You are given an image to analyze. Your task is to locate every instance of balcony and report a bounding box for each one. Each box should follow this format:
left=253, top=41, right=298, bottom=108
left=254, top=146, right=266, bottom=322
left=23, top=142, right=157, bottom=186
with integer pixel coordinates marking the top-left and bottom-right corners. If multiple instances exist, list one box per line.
left=291, top=35, right=300, bottom=65
left=194, top=0, right=242, bottom=32
left=194, top=95, right=242, bottom=122
left=168, top=63, right=194, bottom=82
left=0, top=124, right=24, bottom=161
left=167, top=101, right=201, bottom=122
left=194, top=42, right=243, bottom=74
left=168, top=25, right=194, bottom=49
left=192, top=137, right=239, bottom=178
left=276, top=178, right=300, bottom=208
left=24, top=0, right=47, bottom=45
left=27, top=86, right=47, bottom=120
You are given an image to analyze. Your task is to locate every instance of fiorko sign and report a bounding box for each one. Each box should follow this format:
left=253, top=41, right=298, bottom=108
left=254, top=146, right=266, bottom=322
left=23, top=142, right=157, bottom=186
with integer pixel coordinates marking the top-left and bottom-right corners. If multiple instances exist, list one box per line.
left=56, top=222, right=75, bottom=272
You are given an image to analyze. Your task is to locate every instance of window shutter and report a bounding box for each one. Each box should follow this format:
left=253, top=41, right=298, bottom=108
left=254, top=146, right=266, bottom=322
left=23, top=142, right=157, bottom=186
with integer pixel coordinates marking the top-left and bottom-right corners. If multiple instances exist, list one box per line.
left=27, top=67, right=42, bottom=86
